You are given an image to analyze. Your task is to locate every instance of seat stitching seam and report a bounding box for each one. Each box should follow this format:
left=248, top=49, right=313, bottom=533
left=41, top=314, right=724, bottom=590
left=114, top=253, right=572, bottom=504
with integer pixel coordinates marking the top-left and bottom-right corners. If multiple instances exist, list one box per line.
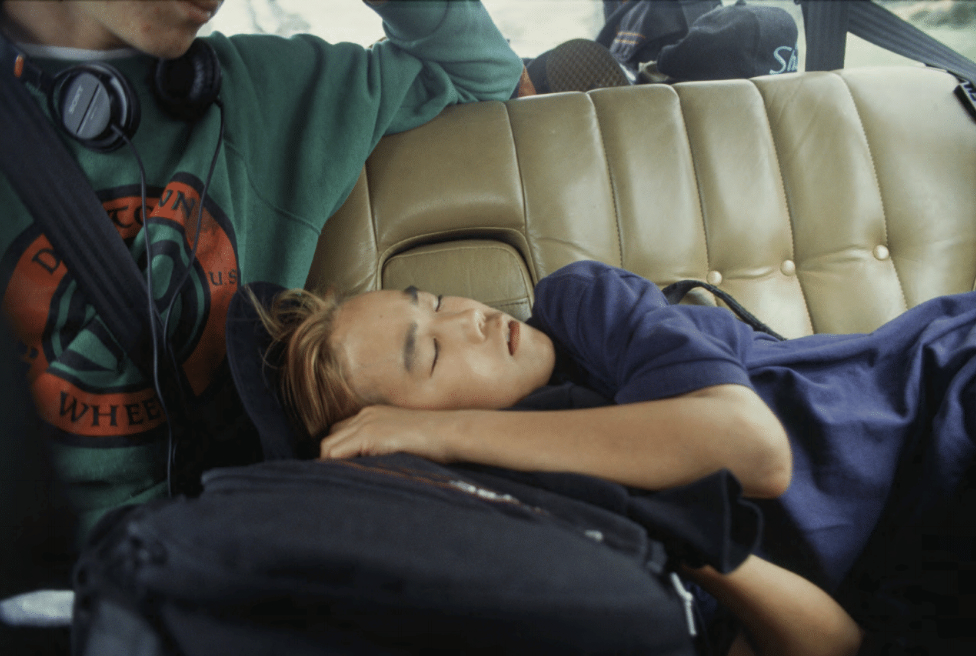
left=838, top=72, right=908, bottom=312
left=364, top=165, right=380, bottom=291
left=590, top=93, right=625, bottom=269
left=502, top=100, right=538, bottom=288
left=674, top=87, right=711, bottom=275
left=753, top=79, right=815, bottom=334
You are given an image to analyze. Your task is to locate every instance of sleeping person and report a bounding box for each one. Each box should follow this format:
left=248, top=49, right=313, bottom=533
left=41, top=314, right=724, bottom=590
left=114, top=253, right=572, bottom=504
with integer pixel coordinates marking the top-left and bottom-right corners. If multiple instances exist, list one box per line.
left=235, top=259, right=976, bottom=654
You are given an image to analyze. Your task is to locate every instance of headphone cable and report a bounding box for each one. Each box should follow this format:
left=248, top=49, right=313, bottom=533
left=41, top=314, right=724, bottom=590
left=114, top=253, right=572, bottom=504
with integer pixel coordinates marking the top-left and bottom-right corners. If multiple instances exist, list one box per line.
left=115, top=98, right=225, bottom=498
left=112, top=99, right=224, bottom=497
left=158, top=99, right=225, bottom=495
left=160, top=98, right=225, bottom=385
left=114, top=125, right=177, bottom=497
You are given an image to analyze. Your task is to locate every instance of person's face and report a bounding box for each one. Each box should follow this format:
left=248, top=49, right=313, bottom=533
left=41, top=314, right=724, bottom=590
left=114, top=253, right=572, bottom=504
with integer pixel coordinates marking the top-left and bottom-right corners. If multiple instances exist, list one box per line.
left=331, top=288, right=556, bottom=411
left=50, top=1, right=222, bottom=57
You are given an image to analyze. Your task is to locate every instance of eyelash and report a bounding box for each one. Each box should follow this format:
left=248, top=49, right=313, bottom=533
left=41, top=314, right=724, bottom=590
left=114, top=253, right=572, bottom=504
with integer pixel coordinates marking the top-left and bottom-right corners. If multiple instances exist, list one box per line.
left=431, top=295, right=442, bottom=373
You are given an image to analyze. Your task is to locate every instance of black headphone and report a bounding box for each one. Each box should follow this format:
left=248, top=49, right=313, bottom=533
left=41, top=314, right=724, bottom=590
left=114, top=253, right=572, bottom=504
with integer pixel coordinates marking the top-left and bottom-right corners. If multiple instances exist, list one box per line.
left=3, top=31, right=227, bottom=495
left=3, top=36, right=222, bottom=152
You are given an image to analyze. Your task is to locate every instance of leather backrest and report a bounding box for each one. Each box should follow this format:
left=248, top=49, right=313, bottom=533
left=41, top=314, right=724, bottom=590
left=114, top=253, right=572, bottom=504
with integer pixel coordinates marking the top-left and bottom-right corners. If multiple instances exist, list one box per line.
left=307, top=67, right=976, bottom=337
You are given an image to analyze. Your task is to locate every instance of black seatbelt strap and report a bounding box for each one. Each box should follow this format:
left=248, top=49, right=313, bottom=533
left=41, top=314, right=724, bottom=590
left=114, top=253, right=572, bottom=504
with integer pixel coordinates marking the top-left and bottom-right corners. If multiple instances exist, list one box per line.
left=800, top=0, right=849, bottom=72
left=847, top=2, right=976, bottom=84
left=0, top=49, right=161, bottom=384
left=802, top=0, right=976, bottom=84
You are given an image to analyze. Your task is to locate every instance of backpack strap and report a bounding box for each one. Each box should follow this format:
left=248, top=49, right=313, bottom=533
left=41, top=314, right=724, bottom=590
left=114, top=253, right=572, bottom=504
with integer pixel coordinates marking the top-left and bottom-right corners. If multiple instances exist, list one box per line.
left=662, top=279, right=787, bottom=341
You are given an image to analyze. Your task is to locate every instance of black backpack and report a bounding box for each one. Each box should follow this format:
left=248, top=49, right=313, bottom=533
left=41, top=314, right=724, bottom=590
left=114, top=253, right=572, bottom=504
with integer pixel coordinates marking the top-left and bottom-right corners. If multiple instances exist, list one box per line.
left=71, top=454, right=760, bottom=655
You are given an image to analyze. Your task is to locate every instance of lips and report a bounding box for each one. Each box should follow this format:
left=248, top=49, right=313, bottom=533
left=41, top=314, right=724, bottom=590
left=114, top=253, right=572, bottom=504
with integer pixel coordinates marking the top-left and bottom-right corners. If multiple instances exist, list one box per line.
left=189, top=0, right=222, bottom=11
left=507, top=321, right=520, bottom=356
left=183, top=0, right=221, bottom=23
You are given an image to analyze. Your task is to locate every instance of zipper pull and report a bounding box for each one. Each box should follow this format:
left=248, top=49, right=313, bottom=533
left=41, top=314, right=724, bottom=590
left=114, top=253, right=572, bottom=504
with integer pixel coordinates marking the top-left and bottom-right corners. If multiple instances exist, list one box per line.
left=670, top=572, right=697, bottom=638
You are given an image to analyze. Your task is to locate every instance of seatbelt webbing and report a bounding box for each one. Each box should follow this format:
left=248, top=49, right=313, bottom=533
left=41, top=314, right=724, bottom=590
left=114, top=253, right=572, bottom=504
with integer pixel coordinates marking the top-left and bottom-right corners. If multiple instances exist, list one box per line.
left=0, top=57, right=159, bottom=381
left=801, top=0, right=849, bottom=73
left=803, top=0, right=976, bottom=84
left=847, top=0, right=976, bottom=83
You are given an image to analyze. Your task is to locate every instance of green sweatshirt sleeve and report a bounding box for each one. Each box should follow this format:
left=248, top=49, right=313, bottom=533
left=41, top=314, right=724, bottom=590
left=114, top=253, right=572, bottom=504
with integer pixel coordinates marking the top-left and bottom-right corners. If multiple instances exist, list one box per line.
left=209, top=0, right=522, bottom=269
left=368, top=0, right=523, bottom=132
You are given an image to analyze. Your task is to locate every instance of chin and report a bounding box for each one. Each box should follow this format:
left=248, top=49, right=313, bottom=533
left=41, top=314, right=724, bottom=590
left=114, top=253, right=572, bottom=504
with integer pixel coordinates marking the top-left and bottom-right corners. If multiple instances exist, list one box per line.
left=133, top=31, right=200, bottom=60
left=156, top=40, right=199, bottom=60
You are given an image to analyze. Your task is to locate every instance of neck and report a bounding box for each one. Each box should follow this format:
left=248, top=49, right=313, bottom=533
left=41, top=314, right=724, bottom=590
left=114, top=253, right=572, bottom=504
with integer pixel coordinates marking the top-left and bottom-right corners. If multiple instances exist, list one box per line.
left=1, top=2, right=122, bottom=50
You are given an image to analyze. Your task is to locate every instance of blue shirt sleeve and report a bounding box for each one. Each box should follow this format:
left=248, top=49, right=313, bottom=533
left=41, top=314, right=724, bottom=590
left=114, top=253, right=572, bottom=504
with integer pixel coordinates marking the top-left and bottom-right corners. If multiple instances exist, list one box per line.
left=531, top=261, right=755, bottom=404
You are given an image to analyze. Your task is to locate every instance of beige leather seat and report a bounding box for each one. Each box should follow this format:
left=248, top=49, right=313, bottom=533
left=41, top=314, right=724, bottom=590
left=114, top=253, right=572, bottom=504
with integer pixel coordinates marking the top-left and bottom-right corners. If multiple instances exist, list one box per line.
left=307, top=67, right=976, bottom=338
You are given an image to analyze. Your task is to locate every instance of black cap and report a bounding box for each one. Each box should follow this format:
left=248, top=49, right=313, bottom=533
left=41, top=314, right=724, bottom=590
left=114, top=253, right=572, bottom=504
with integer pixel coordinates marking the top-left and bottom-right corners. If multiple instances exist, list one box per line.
left=225, top=282, right=314, bottom=461
left=657, top=1, right=798, bottom=81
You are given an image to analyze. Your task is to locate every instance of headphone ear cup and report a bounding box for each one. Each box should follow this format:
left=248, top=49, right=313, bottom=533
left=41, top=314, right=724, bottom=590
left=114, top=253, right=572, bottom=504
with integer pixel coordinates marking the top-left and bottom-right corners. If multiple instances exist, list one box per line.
left=153, top=39, right=222, bottom=121
left=51, top=62, right=141, bottom=153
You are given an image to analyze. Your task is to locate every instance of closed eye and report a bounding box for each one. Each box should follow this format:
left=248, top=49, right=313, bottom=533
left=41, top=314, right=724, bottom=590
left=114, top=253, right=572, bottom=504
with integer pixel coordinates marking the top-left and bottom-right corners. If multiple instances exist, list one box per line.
left=431, top=295, right=442, bottom=374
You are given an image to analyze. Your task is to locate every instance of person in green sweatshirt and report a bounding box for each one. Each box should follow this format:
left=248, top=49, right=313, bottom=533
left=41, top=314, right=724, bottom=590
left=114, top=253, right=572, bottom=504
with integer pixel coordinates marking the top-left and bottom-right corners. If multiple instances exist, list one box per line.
left=0, top=0, right=523, bottom=551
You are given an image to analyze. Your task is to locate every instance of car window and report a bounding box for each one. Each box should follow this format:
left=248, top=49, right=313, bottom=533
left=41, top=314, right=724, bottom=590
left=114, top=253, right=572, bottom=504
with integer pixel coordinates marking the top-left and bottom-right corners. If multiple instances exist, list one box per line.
left=202, top=0, right=975, bottom=70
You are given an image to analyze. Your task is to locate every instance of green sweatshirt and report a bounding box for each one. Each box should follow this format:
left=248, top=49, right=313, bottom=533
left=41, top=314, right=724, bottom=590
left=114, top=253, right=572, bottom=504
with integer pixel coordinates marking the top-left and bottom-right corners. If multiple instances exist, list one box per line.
left=0, top=0, right=522, bottom=546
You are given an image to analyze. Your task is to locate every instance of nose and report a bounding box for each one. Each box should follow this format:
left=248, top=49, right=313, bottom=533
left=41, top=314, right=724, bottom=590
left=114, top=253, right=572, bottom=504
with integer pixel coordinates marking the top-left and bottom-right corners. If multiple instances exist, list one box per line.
left=437, top=307, right=487, bottom=342
left=460, top=308, right=487, bottom=341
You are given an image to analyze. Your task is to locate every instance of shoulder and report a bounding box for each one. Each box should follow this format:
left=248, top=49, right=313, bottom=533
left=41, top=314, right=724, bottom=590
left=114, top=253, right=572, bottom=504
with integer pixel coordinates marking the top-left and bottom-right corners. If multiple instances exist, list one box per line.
left=205, top=31, right=351, bottom=66
left=536, top=260, right=649, bottom=296
left=538, top=260, right=630, bottom=284
left=534, top=261, right=665, bottom=316
left=529, top=261, right=670, bottom=367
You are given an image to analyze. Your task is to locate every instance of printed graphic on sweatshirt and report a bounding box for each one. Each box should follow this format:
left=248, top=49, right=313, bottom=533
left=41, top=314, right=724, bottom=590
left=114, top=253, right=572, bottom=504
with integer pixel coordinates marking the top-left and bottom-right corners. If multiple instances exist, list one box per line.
left=1, top=173, right=239, bottom=442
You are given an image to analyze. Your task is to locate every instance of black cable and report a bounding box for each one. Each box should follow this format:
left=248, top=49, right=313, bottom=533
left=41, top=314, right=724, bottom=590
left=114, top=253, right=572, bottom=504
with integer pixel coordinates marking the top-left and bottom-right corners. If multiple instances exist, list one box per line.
left=114, top=98, right=225, bottom=498
left=114, top=126, right=177, bottom=496
left=160, top=98, right=225, bottom=369
left=158, top=99, right=226, bottom=496
left=662, top=279, right=787, bottom=341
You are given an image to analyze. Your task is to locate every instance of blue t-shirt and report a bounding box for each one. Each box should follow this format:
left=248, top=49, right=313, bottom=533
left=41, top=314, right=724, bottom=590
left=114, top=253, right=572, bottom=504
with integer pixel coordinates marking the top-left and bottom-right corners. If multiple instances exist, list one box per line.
left=528, top=261, right=976, bottom=603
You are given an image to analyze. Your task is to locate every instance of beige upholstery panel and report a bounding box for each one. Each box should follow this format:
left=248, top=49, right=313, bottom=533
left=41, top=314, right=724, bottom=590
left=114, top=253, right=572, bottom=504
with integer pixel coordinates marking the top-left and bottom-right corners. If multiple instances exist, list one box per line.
left=307, top=168, right=379, bottom=294
left=755, top=72, right=908, bottom=334
left=836, top=67, right=976, bottom=305
left=306, top=102, right=529, bottom=296
left=587, top=86, right=709, bottom=283
left=368, top=102, right=526, bottom=253
left=504, top=93, right=623, bottom=274
left=382, top=241, right=534, bottom=321
left=307, top=67, right=976, bottom=338
left=675, top=79, right=812, bottom=338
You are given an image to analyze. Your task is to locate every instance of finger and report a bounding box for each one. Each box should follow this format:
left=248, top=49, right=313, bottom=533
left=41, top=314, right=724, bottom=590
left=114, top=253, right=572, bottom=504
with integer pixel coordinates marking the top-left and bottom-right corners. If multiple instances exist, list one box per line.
left=319, top=431, right=352, bottom=460
left=329, top=414, right=356, bottom=435
left=320, top=428, right=376, bottom=461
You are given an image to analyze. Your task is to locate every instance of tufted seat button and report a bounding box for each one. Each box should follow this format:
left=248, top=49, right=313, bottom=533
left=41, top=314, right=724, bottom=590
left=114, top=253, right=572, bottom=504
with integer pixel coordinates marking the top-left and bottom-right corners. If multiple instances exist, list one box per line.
left=780, top=260, right=796, bottom=276
left=873, top=245, right=890, bottom=261
left=706, top=270, right=723, bottom=285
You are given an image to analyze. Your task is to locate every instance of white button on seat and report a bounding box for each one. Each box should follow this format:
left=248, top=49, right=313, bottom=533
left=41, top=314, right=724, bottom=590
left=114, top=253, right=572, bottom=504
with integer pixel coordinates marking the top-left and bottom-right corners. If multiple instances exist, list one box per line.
left=781, top=260, right=796, bottom=276
left=706, top=270, right=722, bottom=285
left=874, top=245, right=890, bottom=261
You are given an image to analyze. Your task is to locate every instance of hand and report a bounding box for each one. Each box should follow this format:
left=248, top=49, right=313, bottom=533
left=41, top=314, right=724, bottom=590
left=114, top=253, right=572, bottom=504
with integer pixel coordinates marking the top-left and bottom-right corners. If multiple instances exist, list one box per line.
left=319, top=405, right=459, bottom=462
left=683, top=557, right=862, bottom=656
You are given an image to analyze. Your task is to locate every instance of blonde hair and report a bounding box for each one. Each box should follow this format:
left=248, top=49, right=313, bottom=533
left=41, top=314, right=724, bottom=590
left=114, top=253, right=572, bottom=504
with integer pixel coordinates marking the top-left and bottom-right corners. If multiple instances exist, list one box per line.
left=248, top=286, right=367, bottom=442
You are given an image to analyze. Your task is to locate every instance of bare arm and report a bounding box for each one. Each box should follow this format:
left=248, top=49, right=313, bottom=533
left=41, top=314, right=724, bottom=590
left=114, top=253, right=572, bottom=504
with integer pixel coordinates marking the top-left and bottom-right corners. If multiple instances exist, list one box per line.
left=685, top=556, right=863, bottom=656
left=321, top=383, right=791, bottom=498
